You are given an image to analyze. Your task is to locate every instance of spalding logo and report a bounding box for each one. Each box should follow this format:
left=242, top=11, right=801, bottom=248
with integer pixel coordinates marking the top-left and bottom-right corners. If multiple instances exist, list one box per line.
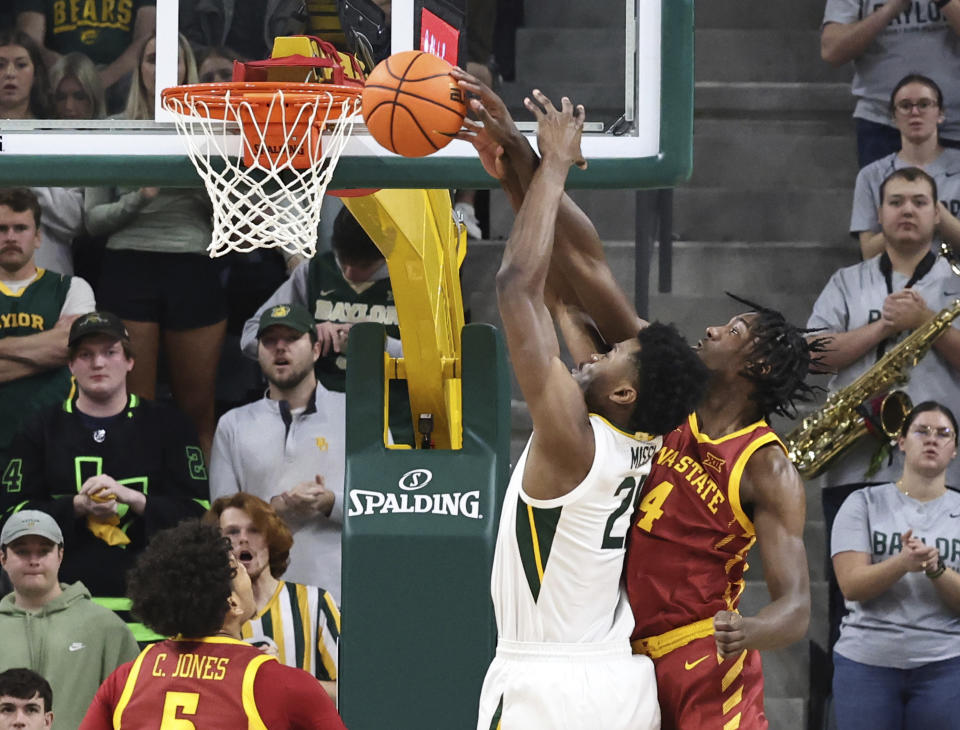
left=399, top=469, right=433, bottom=491
left=347, top=468, right=482, bottom=519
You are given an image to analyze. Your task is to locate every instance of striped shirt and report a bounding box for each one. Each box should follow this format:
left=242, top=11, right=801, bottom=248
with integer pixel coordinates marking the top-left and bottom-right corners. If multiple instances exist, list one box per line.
left=241, top=581, right=340, bottom=680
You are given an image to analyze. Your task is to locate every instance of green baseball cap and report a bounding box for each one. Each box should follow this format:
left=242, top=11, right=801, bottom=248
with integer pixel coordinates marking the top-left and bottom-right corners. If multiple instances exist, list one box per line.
left=257, top=303, right=316, bottom=338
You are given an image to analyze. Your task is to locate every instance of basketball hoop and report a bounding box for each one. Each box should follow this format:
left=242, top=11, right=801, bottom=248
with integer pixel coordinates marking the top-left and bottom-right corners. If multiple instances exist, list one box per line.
left=162, top=80, right=363, bottom=258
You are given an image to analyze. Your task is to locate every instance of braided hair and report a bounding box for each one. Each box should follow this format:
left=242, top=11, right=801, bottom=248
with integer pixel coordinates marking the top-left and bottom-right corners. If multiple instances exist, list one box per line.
left=726, top=293, right=829, bottom=420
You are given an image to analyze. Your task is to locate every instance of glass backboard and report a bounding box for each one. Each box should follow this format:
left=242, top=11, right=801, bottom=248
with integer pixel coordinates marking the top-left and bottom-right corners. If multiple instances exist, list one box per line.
left=0, top=0, right=692, bottom=189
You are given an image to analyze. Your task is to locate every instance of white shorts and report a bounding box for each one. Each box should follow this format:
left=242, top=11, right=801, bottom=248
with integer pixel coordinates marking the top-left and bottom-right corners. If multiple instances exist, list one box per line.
left=475, top=639, right=660, bottom=730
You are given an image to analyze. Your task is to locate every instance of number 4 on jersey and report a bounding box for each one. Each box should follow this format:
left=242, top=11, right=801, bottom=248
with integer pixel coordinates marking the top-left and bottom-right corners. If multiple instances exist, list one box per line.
left=636, top=480, right=673, bottom=532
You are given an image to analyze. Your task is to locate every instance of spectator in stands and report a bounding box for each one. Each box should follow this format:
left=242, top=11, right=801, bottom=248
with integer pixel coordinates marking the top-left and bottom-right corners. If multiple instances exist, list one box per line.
left=29, top=53, right=104, bottom=278
left=821, top=0, right=960, bottom=168
left=15, top=0, right=155, bottom=114
left=197, top=46, right=241, bottom=84
left=204, top=493, right=339, bottom=700
left=212, top=304, right=346, bottom=602
left=240, top=207, right=412, bottom=444
left=179, top=1, right=306, bottom=61
left=808, top=167, right=960, bottom=490
left=0, top=510, right=138, bottom=730
left=852, top=74, right=960, bottom=260
left=50, top=52, right=105, bottom=120
left=121, top=33, right=196, bottom=120
left=0, top=668, right=53, bottom=730
left=84, top=34, right=223, bottom=458
left=0, top=187, right=95, bottom=466
left=79, top=521, right=346, bottom=730
left=0, top=28, right=50, bottom=118
left=0, top=311, right=209, bottom=643
left=830, top=401, right=960, bottom=729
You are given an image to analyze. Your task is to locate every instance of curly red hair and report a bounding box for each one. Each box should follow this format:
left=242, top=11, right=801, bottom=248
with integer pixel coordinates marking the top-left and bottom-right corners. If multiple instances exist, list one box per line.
left=204, top=493, right=293, bottom=579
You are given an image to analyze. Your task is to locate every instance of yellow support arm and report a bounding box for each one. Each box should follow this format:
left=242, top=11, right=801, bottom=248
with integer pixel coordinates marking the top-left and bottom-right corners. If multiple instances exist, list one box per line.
left=342, top=190, right=467, bottom=449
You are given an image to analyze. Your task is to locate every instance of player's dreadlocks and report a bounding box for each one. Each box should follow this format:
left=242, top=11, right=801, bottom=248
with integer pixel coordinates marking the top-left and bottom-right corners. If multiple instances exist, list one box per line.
left=726, top=293, right=829, bottom=420
left=127, top=521, right=236, bottom=638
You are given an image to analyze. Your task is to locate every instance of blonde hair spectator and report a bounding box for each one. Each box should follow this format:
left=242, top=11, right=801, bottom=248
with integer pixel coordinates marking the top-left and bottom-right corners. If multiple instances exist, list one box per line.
left=124, top=33, right=197, bottom=121
left=49, top=52, right=106, bottom=120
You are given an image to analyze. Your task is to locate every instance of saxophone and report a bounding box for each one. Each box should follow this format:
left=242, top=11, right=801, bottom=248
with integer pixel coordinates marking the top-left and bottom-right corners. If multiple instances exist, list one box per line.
left=785, top=298, right=960, bottom=478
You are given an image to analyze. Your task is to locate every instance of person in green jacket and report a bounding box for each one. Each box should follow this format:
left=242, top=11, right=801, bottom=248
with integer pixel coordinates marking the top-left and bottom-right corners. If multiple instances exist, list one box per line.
left=0, top=510, right=138, bottom=730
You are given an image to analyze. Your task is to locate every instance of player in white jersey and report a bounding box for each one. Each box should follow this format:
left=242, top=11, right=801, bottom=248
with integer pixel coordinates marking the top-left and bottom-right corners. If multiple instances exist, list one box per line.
left=474, top=91, right=709, bottom=730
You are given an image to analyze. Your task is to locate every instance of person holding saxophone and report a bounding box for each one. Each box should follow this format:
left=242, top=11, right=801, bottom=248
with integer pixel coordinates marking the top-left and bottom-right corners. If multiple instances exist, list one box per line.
left=807, top=166, right=960, bottom=489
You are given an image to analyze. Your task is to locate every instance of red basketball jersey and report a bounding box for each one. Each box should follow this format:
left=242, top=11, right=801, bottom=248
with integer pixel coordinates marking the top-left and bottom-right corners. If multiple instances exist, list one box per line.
left=110, top=637, right=277, bottom=729
left=625, top=413, right=784, bottom=640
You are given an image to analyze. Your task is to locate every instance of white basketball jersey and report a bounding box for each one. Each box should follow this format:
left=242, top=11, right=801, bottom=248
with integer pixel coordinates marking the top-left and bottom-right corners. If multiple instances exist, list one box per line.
left=491, top=415, right=662, bottom=644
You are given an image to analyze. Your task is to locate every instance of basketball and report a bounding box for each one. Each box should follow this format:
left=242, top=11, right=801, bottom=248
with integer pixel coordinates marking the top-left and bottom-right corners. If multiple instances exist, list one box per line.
left=361, top=51, right=467, bottom=158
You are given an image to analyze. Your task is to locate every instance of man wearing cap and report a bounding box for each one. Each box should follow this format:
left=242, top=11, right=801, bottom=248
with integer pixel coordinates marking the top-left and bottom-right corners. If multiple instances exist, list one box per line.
left=0, top=312, right=209, bottom=641
left=211, top=303, right=347, bottom=603
left=0, top=187, right=96, bottom=466
left=0, top=510, right=138, bottom=730
left=240, top=206, right=414, bottom=444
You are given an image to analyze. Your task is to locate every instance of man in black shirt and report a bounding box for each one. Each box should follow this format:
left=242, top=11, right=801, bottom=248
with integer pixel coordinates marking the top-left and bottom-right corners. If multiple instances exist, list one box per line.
left=0, top=311, right=209, bottom=640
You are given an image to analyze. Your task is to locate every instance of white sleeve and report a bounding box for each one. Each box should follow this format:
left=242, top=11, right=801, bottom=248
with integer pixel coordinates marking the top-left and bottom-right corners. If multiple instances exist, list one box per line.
left=807, top=271, right=850, bottom=333
left=822, top=0, right=861, bottom=26
left=60, top=276, right=97, bottom=316
left=830, top=489, right=871, bottom=556
left=209, top=415, right=242, bottom=500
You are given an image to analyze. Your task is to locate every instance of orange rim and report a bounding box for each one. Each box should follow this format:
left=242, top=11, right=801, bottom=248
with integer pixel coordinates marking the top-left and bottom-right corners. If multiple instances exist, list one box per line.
left=162, top=82, right=363, bottom=121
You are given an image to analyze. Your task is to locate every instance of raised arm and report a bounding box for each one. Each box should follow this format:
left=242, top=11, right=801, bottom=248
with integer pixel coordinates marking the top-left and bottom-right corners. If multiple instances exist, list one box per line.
left=820, top=0, right=910, bottom=66
left=714, top=446, right=810, bottom=658
left=454, top=69, right=645, bottom=348
left=496, top=91, right=595, bottom=499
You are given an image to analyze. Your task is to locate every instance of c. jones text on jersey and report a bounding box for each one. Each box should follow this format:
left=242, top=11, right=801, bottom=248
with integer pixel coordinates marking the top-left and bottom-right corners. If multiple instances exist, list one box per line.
left=630, top=443, right=657, bottom=470
left=150, top=652, right=229, bottom=681
left=655, top=447, right=726, bottom=514
left=0, top=312, right=44, bottom=331
left=348, top=489, right=481, bottom=519
left=314, top=300, right=399, bottom=326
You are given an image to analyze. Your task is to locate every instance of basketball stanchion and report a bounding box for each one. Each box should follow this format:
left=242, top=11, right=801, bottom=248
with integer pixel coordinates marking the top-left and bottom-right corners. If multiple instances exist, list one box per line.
left=161, top=41, right=364, bottom=258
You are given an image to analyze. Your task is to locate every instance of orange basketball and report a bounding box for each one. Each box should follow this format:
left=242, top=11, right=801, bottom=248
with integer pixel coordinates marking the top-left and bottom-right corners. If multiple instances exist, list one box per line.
left=362, top=51, right=466, bottom=158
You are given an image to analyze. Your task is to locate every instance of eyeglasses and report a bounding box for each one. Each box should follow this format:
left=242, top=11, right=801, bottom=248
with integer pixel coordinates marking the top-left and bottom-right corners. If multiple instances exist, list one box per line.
left=895, top=99, right=938, bottom=113
left=909, top=425, right=955, bottom=440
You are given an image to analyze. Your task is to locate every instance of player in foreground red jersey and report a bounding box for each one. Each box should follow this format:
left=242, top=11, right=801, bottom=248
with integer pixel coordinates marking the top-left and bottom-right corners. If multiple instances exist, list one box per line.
left=625, top=297, right=828, bottom=730
left=79, top=521, right=346, bottom=730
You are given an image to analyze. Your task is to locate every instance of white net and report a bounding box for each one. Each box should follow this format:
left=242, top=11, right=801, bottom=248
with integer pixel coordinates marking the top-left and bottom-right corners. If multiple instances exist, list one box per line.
left=163, top=86, right=362, bottom=258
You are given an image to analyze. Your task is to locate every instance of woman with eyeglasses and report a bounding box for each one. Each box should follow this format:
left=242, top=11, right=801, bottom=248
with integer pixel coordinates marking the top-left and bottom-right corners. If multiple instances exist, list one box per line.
left=831, top=400, right=960, bottom=730
left=851, top=73, right=960, bottom=261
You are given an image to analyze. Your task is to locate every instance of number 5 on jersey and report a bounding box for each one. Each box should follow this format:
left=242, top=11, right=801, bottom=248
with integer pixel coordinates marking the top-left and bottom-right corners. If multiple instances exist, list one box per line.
left=636, top=481, right=673, bottom=532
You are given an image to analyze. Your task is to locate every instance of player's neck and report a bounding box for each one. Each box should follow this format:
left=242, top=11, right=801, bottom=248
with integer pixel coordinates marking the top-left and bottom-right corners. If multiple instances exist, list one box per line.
left=252, top=572, right=280, bottom=613
left=696, top=386, right=761, bottom=438
left=898, top=137, right=941, bottom=166
left=268, top=373, right=316, bottom=411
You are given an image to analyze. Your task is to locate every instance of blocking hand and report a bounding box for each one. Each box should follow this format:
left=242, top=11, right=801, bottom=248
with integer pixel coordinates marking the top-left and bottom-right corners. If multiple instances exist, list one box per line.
left=523, top=90, right=587, bottom=171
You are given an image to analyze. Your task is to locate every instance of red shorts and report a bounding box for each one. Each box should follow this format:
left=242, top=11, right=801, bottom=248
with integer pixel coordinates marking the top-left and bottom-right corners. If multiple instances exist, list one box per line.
left=650, top=635, right=767, bottom=730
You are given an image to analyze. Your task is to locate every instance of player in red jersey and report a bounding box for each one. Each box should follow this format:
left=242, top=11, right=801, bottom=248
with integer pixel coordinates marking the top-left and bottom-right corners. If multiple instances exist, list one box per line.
left=624, top=296, right=828, bottom=730
left=452, top=68, right=824, bottom=729
left=79, top=521, right=346, bottom=730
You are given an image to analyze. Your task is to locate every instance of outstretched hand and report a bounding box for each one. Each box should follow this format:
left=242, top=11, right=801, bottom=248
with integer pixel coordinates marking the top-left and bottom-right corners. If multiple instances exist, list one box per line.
left=451, top=67, right=523, bottom=181
left=524, top=90, right=587, bottom=171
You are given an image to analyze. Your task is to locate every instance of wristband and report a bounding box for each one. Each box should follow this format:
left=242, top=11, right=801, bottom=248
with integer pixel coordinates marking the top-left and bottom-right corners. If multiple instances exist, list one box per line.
left=926, top=556, right=946, bottom=579
left=936, top=0, right=952, bottom=9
